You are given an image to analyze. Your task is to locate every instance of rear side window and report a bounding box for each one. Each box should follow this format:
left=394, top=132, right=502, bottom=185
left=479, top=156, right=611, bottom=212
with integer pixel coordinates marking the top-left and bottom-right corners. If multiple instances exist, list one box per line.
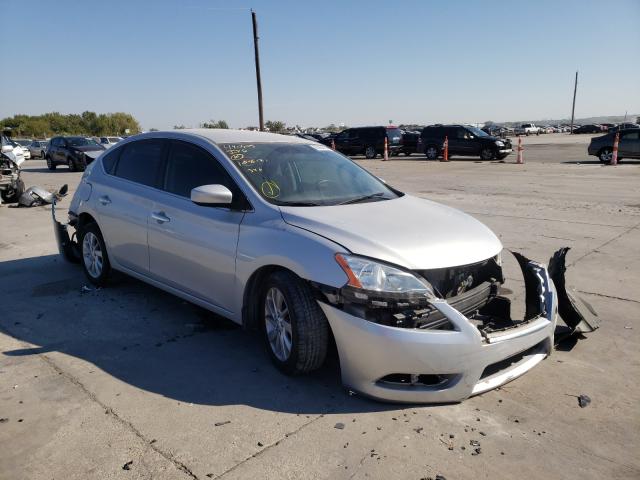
left=114, top=139, right=165, bottom=187
left=163, top=140, right=233, bottom=198
left=101, top=147, right=120, bottom=174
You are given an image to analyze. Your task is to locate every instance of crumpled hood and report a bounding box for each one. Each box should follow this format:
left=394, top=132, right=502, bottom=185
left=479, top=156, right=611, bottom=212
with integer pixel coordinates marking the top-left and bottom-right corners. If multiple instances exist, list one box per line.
left=280, top=195, right=503, bottom=270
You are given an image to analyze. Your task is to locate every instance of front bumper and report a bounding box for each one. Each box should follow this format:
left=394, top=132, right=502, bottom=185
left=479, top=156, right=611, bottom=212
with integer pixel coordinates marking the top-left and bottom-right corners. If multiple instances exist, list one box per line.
left=498, top=148, right=513, bottom=155
left=320, top=258, right=557, bottom=403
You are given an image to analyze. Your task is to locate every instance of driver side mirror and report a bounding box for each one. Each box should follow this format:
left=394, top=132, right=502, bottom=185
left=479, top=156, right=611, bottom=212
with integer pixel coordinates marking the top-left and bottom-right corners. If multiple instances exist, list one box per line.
left=191, top=184, right=233, bottom=206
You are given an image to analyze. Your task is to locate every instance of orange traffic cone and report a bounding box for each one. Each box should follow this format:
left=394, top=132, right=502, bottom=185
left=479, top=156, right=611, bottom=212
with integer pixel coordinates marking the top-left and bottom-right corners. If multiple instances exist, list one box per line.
left=331, top=138, right=336, bottom=150
left=611, top=132, right=619, bottom=165
left=441, top=136, right=449, bottom=162
left=516, top=136, right=524, bottom=164
left=383, top=137, right=388, bottom=161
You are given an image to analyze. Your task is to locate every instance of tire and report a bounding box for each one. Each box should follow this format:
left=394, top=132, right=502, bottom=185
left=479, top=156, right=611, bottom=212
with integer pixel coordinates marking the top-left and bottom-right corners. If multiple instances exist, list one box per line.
left=480, top=147, right=496, bottom=160
left=0, top=178, right=25, bottom=203
left=598, top=148, right=612, bottom=164
left=425, top=145, right=439, bottom=160
left=261, top=270, right=328, bottom=375
left=79, top=222, right=111, bottom=287
left=364, top=146, right=377, bottom=159
left=67, top=157, right=76, bottom=172
left=40, top=150, right=46, bottom=159
left=46, top=155, right=56, bottom=170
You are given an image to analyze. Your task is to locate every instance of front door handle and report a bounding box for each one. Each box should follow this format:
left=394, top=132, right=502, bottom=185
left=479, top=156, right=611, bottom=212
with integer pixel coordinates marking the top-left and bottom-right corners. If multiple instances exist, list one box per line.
left=98, top=195, right=111, bottom=205
left=151, top=211, right=170, bottom=224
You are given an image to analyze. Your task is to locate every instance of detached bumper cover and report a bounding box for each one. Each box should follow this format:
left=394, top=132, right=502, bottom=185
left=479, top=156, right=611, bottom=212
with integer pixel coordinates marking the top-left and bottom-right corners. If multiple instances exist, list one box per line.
left=52, top=203, right=80, bottom=263
left=321, top=256, right=558, bottom=403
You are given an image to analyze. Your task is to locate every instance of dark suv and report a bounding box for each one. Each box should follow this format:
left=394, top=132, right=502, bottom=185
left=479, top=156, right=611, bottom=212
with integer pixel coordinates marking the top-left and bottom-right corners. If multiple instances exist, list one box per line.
left=333, top=126, right=402, bottom=159
left=46, top=136, right=105, bottom=171
left=421, top=124, right=513, bottom=160
left=588, top=128, right=640, bottom=163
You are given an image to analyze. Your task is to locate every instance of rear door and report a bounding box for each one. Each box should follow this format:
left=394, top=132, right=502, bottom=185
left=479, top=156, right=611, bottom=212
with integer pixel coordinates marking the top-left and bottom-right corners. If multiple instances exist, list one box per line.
left=94, top=139, right=167, bottom=273
left=147, top=139, right=245, bottom=312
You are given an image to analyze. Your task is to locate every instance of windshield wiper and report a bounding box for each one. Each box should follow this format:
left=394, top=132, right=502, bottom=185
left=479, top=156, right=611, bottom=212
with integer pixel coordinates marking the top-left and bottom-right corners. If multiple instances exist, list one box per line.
left=277, top=200, right=324, bottom=206
left=338, top=192, right=387, bottom=205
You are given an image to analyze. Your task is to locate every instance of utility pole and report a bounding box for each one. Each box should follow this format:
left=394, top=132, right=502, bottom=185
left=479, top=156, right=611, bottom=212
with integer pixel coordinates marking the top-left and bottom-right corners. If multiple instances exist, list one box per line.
left=251, top=10, right=264, bottom=131
left=570, top=71, right=578, bottom=134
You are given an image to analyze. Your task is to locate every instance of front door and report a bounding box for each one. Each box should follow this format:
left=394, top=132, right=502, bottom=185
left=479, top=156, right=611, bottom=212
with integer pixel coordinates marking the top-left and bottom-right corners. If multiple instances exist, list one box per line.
left=619, top=130, right=640, bottom=158
left=147, top=139, right=245, bottom=312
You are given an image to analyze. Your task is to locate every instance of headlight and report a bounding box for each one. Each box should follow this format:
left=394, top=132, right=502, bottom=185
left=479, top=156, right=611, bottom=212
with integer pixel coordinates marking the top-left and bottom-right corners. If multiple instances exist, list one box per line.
left=495, top=140, right=505, bottom=147
left=335, top=254, right=434, bottom=297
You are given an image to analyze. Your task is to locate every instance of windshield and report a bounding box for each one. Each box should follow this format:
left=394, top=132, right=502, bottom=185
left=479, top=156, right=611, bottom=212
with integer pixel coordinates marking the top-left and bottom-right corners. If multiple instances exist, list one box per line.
left=67, top=137, right=99, bottom=147
left=466, top=126, right=489, bottom=137
left=220, top=142, right=400, bottom=206
left=16, top=140, right=31, bottom=146
left=386, top=128, right=402, bottom=144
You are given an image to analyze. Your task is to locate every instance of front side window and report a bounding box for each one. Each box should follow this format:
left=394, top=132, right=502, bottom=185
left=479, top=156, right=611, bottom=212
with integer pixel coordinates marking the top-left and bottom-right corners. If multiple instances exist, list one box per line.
left=114, top=139, right=165, bottom=187
left=221, top=142, right=400, bottom=206
left=622, top=131, right=639, bottom=140
left=163, top=140, right=233, bottom=198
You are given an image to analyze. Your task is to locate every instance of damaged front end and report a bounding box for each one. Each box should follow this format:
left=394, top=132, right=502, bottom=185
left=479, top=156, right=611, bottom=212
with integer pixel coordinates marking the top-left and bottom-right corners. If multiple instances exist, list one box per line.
left=51, top=188, right=81, bottom=263
left=315, top=248, right=598, bottom=403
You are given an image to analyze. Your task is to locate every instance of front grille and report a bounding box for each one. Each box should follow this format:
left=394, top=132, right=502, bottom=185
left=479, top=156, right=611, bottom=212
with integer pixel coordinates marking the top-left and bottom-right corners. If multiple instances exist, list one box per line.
left=415, top=257, right=503, bottom=299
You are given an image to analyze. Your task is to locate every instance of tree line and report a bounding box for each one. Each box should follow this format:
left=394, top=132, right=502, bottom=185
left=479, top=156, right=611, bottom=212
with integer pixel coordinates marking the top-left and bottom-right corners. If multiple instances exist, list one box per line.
left=0, top=112, right=142, bottom=138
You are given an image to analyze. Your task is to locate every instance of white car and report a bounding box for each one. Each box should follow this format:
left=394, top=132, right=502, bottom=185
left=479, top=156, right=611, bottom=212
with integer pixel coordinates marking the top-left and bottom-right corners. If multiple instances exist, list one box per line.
left=514, top=123, right=540, bottom=136
left=96, top=136, right=123, bottom=148
left=12, top=140, right=31, bottom=159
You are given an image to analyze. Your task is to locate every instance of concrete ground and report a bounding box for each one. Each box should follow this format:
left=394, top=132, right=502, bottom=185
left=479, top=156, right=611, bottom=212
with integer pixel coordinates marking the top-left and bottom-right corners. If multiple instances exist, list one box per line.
left=1, top=134, right=639, bottom=479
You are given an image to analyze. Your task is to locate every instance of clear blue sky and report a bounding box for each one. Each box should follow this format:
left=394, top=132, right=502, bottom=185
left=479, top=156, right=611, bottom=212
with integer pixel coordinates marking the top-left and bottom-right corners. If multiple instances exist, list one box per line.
left=1, top=0, right=639, bottom=129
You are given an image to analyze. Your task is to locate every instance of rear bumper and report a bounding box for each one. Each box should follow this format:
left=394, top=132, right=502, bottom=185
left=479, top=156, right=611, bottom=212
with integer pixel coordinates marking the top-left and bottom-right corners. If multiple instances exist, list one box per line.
left=320, top=259, right=557, bottom=403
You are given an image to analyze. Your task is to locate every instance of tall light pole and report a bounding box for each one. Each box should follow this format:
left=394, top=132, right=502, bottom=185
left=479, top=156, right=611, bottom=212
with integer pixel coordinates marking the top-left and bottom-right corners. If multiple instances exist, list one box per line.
left=570, top=71, right=578, bottom=134
left=251, top=10, right=264, bottom=131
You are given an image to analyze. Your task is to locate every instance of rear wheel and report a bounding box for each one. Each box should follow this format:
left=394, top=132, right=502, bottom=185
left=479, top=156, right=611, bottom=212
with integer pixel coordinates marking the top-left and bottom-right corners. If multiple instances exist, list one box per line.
left=598, top=148, right=612, bottom=163
left=261, top=270, right=328, bottom=375
left=364, top=146, right=377, bottom=159
left=425, top=145, right=439, bottom=160
left=79, top=222, right=111, bottom=286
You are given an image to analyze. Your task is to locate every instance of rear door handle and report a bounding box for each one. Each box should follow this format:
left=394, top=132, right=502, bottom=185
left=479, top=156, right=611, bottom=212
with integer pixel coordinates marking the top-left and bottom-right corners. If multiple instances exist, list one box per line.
left=151, top=211, right=170, bottom=224
left=98, top=195, right=111, bottom=205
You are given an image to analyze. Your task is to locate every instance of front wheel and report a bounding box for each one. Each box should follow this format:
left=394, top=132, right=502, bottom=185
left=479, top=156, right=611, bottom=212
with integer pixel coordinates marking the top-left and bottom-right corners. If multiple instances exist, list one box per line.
left=598, top=148, right=612, bottom=163
left=0, top=178, right=25, bottom=203
left=67, top=157, right=76, bottom=172
left=79, top=222, right=111, bottom=286
left=46, top=155, right=56, bottom=170
left=261, top=271, right=328, bottom=375
left=480, top=147, right=496, bottom=160
left=364, top=146, right=377, bottom=159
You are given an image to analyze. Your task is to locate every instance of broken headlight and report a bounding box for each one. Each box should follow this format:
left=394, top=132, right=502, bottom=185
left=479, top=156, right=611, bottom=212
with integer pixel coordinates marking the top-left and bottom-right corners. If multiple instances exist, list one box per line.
left=335, top=254, right=435, bottom=307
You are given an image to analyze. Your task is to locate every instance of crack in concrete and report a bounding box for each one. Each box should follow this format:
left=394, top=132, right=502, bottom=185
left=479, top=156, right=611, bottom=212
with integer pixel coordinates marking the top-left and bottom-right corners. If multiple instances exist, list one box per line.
left=34, top=351, right=199, bottom=480
left=568, top=222, right=640, bottom=267
left=466, top=210, right=633, bottom=228
left=214, top=413, right=326, bottom=479
left=577, top=290, right=640, bottom=305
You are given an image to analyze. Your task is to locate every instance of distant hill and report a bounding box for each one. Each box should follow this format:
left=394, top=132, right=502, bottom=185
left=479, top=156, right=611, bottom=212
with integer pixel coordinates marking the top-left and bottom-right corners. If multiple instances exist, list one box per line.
left=502, top=114, right=639, bottom=127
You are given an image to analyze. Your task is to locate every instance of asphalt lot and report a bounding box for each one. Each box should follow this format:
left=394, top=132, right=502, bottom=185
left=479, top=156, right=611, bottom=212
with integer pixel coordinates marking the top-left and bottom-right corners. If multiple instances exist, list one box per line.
left=1, top=133, right=639, bottom=479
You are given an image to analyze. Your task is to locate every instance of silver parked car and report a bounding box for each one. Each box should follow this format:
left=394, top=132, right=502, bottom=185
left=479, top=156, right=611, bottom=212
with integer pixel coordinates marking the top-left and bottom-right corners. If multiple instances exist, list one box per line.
left=28, top=139, right=49, bottom=158
left=53, top=129, right=596, bottom=403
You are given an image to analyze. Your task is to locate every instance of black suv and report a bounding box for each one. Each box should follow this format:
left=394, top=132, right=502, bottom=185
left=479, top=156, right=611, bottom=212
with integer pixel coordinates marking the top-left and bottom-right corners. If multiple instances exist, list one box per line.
left=420, top=124, right=513, bottom=160
left=333, top=126, right=402, bottom=159
left=46, top=136, right=105, bottom=171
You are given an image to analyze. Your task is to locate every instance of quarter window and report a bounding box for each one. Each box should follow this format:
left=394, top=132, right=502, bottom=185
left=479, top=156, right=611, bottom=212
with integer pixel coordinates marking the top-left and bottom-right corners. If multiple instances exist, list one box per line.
left=163, top=140, right=233, bottom=198
left=114, top=139, right=165, bottom=187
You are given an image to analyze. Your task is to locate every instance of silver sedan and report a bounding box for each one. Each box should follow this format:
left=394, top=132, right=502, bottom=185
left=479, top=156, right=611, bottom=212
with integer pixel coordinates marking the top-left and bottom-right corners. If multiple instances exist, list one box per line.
left=54, top=129, right=596, bottom=403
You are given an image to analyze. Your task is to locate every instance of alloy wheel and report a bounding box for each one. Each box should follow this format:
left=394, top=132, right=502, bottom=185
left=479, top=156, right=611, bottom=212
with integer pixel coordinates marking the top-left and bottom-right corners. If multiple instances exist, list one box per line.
left=264, top=287, right=292, bottom=362
left=426, top=147, right=438, bottom=159
left=82, top=232, right=103, bottom=279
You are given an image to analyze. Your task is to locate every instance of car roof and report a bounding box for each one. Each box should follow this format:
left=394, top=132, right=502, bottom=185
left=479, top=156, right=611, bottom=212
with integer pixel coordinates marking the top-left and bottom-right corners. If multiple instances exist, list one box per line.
left=150, top=128, right=315, bottom=145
